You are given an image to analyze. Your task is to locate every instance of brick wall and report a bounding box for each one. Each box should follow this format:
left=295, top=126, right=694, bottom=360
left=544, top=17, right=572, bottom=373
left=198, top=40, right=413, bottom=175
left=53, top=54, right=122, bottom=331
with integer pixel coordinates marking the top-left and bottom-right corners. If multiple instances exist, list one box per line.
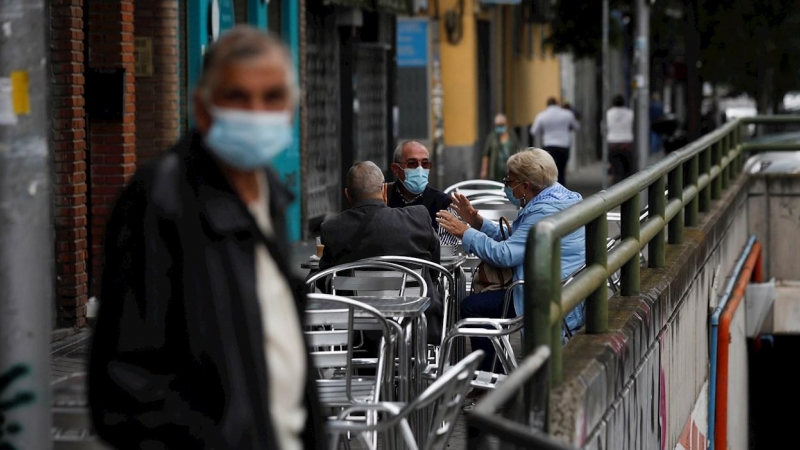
left=51, top=0, right=89, bottom=327
left=87, top=0, right=137, bottom=296
left=135, top=0, right=180, bottom=163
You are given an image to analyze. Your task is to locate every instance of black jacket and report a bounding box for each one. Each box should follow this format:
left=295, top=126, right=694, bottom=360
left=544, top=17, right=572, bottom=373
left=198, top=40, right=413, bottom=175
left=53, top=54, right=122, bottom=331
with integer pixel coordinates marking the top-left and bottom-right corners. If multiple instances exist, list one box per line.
left=387, top=182, right=452, bottom=232
left=318, top=199, right=443, bottom=342
left=88, top=131, right=323, bottom=450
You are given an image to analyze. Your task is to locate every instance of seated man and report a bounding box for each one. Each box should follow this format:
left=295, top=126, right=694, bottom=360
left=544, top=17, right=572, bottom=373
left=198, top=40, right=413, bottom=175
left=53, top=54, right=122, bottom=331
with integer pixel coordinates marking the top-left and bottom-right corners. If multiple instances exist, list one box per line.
left=319, top=161, right=443, bottom=342
left=388, top=140, right=459, bottom=245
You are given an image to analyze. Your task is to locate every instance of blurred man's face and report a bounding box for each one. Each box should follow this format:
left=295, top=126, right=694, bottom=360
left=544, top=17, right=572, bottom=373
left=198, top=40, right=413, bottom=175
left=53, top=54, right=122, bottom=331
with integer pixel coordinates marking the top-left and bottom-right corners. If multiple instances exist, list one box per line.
left=195, top=53, right=292, bottom=134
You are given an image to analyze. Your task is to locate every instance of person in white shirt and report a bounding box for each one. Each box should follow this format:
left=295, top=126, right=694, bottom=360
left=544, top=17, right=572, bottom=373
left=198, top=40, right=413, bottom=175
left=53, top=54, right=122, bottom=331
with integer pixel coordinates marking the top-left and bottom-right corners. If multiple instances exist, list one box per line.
left=606, top=94, right=636, bottom=184
left=530, top=97, right=580, bottom=185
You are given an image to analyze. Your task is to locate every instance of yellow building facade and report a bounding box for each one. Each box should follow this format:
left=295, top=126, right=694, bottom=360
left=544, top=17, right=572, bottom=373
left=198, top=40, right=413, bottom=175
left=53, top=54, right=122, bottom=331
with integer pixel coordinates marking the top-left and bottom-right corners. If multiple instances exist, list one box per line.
left=427, top=2, right=562, bottom=149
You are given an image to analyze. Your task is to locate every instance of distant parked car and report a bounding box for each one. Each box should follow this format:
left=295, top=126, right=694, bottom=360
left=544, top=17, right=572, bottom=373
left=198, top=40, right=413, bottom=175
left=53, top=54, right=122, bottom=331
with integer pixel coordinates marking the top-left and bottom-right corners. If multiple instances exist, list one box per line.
left=724, top=106, right=757, bottom=136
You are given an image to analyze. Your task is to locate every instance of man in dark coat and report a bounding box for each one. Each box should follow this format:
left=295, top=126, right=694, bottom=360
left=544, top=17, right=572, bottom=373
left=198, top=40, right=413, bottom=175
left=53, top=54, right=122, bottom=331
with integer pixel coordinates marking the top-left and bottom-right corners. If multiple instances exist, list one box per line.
left=388, top=140, right=459, bottom=245
left=88, top=26, right=322, bottom=450
left=319, top=161, right=443, bottom=342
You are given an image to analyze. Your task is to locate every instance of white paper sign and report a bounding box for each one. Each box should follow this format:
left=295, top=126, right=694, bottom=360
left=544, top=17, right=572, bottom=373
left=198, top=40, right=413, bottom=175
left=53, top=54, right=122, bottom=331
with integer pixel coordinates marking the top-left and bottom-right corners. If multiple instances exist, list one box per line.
left=0, top=77, right=17, bottom=125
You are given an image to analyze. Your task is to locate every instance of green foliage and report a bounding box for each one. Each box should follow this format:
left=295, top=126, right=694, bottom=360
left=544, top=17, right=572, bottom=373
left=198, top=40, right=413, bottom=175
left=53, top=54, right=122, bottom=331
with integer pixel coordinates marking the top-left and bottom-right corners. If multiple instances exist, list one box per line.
left=699, top=0, right=800, bottom=109
left=546, top=0, right=628, bottom=58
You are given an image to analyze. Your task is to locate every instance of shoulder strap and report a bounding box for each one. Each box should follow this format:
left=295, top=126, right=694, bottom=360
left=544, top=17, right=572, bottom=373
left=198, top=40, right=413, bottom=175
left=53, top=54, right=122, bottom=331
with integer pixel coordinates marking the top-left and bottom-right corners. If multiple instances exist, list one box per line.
left=499, top=216, right=512, bottom=239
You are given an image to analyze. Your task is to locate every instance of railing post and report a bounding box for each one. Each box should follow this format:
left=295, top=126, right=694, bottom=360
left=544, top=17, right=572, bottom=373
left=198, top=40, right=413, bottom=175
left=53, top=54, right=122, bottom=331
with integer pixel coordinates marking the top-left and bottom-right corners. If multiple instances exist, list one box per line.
left=686, top=154, right=699, bottom=227
left=621, top=194, right=641, bottom=296
left=526, top=225, right=556, bottom=414
left=586, top=215, right=608, bottom=333
left=699, top=144, right=711, bottom=212
left=722, top=135, right=733, bottom=191
left=668, top=164, right=684, bottom=244
left=649, top=176, right=666, bottom=267
left=550, top=241, right=563, bottom=385
left=711, top=137, right=722, bottom=200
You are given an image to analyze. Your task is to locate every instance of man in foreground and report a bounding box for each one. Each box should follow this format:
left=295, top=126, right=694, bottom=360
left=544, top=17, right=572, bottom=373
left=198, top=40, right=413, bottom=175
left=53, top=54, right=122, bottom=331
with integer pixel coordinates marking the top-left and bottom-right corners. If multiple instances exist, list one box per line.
left=89, top=26, right=322, bottom=449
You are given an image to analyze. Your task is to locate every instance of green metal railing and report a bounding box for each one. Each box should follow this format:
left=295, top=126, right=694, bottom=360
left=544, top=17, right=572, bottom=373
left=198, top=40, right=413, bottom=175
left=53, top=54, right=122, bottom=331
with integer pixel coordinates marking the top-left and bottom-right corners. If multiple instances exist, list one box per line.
left=522, top=116, right=800, bottom=412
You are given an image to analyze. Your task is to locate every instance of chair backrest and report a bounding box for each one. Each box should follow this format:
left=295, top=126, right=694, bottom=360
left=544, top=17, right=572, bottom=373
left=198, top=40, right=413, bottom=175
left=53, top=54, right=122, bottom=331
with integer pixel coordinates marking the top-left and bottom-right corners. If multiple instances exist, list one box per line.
left=358, top=256, right=454, bottom=348
left=306, top=260, right=428, bottom=298
left=444, top=179, right=505, bottom=196
left=412, top=350, right=485, bottom=450
left=470, top=196, right=519, bottom=222
left=304, top=293, right=400, bottom=403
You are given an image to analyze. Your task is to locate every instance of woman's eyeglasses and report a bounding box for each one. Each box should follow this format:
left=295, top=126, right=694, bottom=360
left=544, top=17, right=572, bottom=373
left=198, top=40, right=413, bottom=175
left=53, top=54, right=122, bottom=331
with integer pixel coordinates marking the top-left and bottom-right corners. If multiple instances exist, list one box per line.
left=502, top=177, right=521, bottom=186
left=397, top=159, right=432, bottom=170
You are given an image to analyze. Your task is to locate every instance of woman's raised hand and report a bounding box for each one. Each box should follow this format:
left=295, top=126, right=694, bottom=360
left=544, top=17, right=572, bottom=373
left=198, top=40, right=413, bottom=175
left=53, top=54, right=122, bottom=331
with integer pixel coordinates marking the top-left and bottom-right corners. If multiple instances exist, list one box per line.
left=449, top=193, right=482, bottom=229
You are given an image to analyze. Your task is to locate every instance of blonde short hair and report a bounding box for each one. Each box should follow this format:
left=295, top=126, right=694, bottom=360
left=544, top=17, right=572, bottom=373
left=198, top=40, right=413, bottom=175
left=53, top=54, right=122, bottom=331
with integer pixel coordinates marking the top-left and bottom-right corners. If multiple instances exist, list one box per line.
left=506, top=148, right=558, bottom=192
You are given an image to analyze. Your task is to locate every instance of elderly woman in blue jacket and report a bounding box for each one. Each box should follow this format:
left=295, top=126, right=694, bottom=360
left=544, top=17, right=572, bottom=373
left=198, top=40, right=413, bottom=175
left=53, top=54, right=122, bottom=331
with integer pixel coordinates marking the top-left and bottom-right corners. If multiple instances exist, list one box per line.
left=436, top=148, right=586, bottom=373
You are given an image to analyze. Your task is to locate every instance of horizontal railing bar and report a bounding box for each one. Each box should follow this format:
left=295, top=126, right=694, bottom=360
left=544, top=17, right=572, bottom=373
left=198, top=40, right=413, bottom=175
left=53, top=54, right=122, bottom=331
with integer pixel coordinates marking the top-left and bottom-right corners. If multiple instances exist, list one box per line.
left=665, top=198, right=683, bottom=223
left=742, top=115, right=800, bottom=124
left=607, top=237, right=640, bottom=276
left=740, top=142, right=800, bottom=152
left=640, top=215, right=666, bottom=250
left=558, top=265, right=607, bottom=322
left=682, top=184, right=699, bottom=209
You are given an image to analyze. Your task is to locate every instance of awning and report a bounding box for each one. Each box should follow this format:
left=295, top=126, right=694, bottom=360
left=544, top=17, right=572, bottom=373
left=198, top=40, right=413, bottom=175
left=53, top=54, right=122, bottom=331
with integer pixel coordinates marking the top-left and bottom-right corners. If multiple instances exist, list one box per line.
left=323, top=0, right=413, bottom=15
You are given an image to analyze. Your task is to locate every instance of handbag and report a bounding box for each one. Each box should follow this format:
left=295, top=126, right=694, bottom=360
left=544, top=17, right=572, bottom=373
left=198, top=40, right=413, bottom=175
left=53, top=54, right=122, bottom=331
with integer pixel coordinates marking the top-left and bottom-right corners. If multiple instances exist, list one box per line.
left=471, top=217, right=514, bottom=294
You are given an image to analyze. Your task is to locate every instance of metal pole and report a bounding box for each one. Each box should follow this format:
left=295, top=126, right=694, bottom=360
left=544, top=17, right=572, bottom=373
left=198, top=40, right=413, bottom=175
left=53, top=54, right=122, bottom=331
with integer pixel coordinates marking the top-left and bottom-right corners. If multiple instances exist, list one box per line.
left=0, top=1, right=53, bottom=449
left=635, top=0, right=650, bottom=172
left=601, top=0, right=610, bottom=189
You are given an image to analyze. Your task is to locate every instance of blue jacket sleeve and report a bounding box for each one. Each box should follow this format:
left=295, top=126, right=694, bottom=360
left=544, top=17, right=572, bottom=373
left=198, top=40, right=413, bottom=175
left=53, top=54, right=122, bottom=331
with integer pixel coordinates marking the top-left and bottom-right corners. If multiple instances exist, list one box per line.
left=462, top=212, right=538, bottom=269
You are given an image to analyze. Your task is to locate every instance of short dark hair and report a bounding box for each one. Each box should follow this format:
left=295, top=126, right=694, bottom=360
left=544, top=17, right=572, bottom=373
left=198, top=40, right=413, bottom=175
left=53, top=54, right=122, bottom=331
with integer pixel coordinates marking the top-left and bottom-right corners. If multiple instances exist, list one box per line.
left=612, top=95, right=625, bottom=107
left=547, top=97, right=558, bottom=106
left=346, top=161, right=385, bottom=201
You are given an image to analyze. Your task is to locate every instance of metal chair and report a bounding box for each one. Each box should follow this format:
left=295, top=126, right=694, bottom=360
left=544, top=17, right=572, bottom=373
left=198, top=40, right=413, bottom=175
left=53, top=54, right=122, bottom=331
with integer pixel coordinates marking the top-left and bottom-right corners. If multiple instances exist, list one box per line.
left=357, top=256, right=453, bottom=354
left=443, top=179, right=505, bottom=198
left=326, top=350, right=485, bottom=450
left=304, top=293, right=401, bottom=411
left=305, top=260, right=428, bottom=299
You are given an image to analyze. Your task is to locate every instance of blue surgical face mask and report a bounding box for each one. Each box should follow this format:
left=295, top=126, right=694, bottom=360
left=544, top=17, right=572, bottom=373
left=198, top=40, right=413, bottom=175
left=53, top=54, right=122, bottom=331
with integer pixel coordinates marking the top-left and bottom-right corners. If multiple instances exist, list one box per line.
left=204, top=106, right=293, bottom=171
left=402, top=167, right=430, bottom=195
left=504, top=185, right=521, bottom=207
left=495, top=125, right=507, bottom=134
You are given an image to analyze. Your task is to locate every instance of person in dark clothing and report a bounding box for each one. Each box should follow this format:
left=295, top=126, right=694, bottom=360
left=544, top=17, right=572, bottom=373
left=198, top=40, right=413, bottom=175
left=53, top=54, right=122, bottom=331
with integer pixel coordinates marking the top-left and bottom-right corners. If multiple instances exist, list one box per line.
left=480, top=113, right=521, bottom=182
left=387, top=140, right=457, bottom=244
left=88, top=26, right=322, bottom=450
left=319, top=161, right=444, bottom=342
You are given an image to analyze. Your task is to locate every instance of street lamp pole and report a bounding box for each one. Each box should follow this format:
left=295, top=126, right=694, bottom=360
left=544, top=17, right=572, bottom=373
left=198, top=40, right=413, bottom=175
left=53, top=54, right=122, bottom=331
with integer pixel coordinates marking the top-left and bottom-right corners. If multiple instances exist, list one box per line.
left=601, top=0, right=610, bottom=189
left=635, top=0, right=651, bottom=172
left=0, top=1, right=53, bottom=448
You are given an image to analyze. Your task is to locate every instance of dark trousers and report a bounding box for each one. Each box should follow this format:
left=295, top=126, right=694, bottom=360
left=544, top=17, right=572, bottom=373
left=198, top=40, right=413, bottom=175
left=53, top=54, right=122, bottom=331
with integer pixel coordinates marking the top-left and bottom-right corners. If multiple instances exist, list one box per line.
left=460, top=289, right=513, bottom=372
left=608, top=142, right=636, bottom=184
left=544, top=146, right=570, bottom=185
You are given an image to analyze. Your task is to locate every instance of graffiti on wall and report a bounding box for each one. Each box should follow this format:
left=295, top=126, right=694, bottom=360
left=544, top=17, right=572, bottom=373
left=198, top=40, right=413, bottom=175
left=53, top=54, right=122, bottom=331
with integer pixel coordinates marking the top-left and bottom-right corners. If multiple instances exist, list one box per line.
left=0, top=364, right=35, bottom=450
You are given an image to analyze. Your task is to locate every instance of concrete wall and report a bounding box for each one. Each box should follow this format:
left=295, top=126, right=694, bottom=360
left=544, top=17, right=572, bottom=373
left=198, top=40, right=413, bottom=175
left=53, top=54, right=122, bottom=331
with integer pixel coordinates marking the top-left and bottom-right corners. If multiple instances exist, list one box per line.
left=747, top=174, right=800, bottom=281
left=551, top=174, right=752, bottom=449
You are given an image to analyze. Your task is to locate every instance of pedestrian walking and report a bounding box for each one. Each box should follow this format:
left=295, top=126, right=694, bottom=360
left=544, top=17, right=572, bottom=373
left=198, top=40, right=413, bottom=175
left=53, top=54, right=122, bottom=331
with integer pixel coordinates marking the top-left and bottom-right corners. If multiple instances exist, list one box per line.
left=88, top=26, right=323, bottom=450
left=480, top=113, right=520, bottom=182
left=530, top=97, right=580, bottom=185
left=606, top=94, right=636, bottom=184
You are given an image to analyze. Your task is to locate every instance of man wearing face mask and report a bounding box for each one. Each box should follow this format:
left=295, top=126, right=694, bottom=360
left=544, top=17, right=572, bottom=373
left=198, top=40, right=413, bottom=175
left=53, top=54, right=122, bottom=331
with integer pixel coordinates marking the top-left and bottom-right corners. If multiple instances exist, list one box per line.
left=436, top=148, right=586, bottom=379
left=89, top=26, right=323, bottom=449
left=388, top=140, right=458, bottom=244
left=317, top=161, right=443, bottom=342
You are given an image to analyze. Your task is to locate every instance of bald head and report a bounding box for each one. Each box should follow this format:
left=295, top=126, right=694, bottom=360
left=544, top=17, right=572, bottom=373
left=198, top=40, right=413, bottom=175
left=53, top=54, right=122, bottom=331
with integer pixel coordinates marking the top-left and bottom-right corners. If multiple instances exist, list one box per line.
left=346, top=161, right=386, bottom=202
left=393, top=140, right=430, bottom=163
